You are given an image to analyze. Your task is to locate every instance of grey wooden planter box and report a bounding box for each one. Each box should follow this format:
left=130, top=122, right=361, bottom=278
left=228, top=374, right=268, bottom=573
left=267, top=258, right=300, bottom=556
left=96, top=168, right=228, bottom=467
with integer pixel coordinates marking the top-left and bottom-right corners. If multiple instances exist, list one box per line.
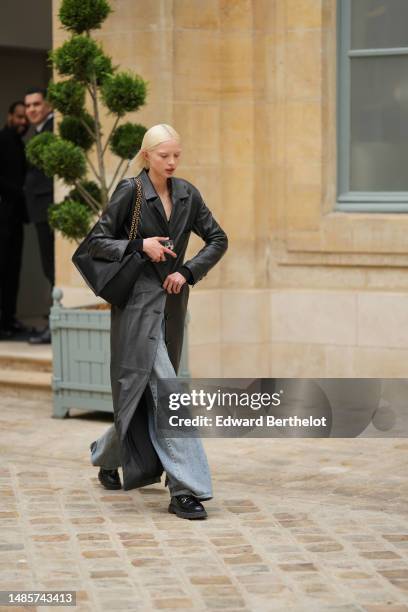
left=50, top=287, right=190, bottom=418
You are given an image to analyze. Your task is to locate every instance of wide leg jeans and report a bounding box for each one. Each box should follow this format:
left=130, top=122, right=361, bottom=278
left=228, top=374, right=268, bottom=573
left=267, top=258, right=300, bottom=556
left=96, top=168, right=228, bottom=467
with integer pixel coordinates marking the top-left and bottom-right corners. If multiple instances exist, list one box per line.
left=90, top=318, right=213, bottom=501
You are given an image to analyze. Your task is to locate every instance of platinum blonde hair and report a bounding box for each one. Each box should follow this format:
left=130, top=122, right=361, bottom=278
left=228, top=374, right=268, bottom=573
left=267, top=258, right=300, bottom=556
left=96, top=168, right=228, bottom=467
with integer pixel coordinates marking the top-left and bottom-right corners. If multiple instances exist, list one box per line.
left=132, top=123, right=180, bottom=174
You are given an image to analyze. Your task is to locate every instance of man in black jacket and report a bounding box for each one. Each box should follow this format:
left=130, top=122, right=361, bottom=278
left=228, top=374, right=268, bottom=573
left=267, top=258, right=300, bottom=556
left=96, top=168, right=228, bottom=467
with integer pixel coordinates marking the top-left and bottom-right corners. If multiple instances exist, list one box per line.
left=24, top=87, right=54, bottom=344
left=0, top=101, right=29, bottom=337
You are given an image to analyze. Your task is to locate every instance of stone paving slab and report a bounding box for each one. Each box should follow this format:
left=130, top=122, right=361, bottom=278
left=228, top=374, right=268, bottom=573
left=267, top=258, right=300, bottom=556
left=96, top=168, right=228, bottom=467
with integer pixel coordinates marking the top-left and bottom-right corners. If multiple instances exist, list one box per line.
left=0, top=395, right=407, bottom=611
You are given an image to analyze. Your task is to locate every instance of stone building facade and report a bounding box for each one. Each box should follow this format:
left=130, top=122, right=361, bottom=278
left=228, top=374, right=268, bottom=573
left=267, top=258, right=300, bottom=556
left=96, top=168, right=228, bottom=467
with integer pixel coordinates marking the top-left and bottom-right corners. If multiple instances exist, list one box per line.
left=54, top=0, right=408, bottom=378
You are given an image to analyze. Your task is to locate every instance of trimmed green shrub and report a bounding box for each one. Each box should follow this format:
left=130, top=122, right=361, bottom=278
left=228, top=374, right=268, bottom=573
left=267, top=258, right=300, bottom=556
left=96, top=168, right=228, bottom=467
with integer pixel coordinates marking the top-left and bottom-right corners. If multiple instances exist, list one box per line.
left=51, top=35, right=113, bottom=83
left=26, top=132, right=57, bottom=168
left=68, top=180, right=102, bottom=208
left=47, top=80, right=86, bottom=116
left=110, top=123, right=146, bottom=159
left=59, top=0, right=112, bottom=34
left=49, top=199, right=92, bottom=241
left=59, top=113, right=95, bottom=150
left=42, top=139, right=87, bottom=183
left=37, top=0, right=149, bottom=241
left=101, top=72, right=147, bottom=115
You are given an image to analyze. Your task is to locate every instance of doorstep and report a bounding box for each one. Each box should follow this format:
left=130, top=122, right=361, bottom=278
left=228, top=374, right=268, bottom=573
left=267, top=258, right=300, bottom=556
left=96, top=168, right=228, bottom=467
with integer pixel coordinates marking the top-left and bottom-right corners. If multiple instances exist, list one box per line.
left=0, top=341, right=52, bottom=397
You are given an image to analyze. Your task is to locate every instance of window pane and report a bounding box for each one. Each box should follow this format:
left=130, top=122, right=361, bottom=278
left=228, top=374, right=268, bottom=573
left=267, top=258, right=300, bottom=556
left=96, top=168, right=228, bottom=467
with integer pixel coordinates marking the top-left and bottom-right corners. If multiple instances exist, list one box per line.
left=351, top=0, right=408, bottom=49
left=350, top=56, right=408, bottom=191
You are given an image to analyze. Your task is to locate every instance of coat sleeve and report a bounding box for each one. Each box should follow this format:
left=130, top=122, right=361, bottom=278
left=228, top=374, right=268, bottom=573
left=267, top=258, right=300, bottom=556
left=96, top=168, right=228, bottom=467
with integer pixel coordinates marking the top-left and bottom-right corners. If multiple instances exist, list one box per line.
left=87, top=178, right=134, bottom=262
left=182, top=187, right=228, bottom=284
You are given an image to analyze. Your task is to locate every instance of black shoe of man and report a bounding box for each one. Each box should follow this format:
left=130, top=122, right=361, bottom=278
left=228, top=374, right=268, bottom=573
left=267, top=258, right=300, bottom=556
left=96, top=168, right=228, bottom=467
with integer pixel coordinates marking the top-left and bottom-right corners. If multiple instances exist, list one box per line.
left=0, top=328, right=14, bottom=340
left=1, top=318, right=28, bottom=334
left=28, top=326, right=51, bottom=345
left=97, top=468, right=122, bottom=490
left=168, top=495, right=207, bottom=519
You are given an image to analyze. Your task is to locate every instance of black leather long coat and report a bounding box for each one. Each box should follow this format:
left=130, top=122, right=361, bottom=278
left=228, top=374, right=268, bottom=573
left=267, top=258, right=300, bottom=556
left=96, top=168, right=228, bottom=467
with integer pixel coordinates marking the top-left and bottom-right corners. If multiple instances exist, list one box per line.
left=87, top=168, right=228, bottom=490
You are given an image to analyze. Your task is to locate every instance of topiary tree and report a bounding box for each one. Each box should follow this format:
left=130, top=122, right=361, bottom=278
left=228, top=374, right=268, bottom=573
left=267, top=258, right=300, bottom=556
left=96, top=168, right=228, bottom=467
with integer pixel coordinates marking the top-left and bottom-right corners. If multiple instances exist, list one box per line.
left=26, top=0, right=148, bottom=241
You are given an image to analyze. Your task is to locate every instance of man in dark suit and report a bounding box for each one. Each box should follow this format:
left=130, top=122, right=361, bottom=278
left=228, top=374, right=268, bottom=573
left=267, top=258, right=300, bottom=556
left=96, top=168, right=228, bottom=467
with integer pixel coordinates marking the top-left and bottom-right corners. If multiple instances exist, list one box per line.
left=0, top=101, right=29, bottom=338
left=24, top=87, right=54, bottom=344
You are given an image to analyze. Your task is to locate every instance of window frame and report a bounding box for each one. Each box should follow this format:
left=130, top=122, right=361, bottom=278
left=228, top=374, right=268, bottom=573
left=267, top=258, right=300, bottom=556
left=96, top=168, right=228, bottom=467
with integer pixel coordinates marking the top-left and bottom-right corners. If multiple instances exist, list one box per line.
left=336, top=0, right=408, bottom=212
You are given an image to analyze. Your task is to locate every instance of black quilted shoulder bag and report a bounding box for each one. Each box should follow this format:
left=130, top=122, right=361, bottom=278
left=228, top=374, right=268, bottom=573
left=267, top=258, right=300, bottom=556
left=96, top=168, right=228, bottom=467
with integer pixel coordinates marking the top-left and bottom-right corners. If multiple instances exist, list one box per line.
left=72, top=177, right=145, bottom=307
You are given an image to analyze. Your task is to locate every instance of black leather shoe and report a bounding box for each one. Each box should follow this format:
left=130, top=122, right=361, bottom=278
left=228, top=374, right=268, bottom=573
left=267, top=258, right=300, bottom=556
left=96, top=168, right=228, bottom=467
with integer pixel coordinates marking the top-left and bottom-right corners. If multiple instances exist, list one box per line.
left=98, top=468, right=122, bottom=490
left=28, top=326, right=51, bottom=345
left=0, top=328, right=14, bottom=340
left=1, top=318, right=28, bottom=334
left=168, top=495, right=207, bottom=519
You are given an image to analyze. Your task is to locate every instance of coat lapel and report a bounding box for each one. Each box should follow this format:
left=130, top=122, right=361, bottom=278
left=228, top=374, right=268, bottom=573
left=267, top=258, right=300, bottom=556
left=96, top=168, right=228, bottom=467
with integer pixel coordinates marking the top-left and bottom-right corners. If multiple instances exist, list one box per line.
left=169, top=177, right=189, bottom=231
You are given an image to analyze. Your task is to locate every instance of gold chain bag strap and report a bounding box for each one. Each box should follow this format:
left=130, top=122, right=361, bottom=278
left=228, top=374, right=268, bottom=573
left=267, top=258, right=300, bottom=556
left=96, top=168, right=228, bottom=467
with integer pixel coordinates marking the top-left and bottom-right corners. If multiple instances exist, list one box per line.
left=129, top=177, right=143, bottom=240
left=72, top=176, right=146, bottom=307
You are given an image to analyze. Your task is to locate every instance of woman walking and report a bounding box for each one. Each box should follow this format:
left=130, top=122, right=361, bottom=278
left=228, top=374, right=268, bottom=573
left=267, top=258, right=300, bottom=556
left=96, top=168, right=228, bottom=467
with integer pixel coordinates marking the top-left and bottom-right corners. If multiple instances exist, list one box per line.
left=88, top=124, right=228, bottom=519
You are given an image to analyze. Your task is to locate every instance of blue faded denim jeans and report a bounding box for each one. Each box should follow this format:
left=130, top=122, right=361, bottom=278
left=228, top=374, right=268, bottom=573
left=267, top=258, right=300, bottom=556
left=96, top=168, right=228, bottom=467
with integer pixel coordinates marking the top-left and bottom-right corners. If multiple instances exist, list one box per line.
left=90, top=317, right=213, bottom=501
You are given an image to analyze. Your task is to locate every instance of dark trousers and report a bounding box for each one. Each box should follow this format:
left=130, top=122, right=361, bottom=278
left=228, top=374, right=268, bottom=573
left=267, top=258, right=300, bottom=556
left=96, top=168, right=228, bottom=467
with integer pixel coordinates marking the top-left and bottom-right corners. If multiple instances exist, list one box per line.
left=35, top=221, right=55, bottom=288
left=0, top=220, right=23, bottom=327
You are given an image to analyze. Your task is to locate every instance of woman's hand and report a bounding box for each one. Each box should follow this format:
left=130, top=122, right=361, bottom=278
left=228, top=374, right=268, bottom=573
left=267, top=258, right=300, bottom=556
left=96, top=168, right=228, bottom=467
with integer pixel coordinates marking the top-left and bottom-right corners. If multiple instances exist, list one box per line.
left=163, top=272, right=186, bottom=294
left=142, top=236, right=177, bottom=263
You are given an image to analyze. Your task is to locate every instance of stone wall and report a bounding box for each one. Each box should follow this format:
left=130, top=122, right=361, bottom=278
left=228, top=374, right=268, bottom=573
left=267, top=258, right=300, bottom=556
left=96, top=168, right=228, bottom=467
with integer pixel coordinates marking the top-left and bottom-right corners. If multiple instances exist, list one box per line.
left=53, top=0, right=408, bottom=377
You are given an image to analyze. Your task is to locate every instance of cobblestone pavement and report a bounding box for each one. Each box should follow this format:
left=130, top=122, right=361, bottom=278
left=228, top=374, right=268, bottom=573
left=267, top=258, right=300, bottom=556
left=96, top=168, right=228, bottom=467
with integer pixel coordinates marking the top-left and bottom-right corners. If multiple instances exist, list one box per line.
left=0, top=394, right=407, bottom=612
